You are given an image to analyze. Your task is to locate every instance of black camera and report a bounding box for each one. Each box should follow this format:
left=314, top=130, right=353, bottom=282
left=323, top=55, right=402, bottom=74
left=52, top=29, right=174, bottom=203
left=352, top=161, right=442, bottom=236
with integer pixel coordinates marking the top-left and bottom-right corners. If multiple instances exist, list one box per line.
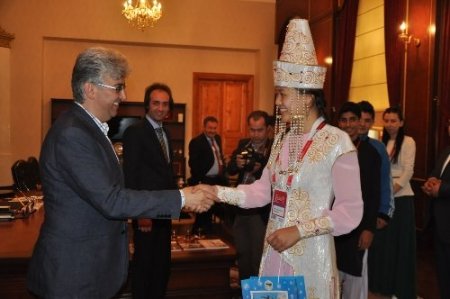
left=240, top=146, right=265, bottom=172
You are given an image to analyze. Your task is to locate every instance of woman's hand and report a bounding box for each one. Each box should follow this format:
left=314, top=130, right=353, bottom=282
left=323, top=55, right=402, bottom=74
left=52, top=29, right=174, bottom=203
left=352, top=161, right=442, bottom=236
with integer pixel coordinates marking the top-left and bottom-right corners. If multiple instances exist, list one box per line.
left=266, top=226, right=301, bottom=252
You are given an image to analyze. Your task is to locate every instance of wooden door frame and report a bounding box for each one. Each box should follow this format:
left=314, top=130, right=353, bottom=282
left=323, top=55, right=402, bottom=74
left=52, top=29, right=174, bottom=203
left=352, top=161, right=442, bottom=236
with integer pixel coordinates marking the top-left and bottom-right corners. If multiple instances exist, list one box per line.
left=192, top=72, right=254, bottom=136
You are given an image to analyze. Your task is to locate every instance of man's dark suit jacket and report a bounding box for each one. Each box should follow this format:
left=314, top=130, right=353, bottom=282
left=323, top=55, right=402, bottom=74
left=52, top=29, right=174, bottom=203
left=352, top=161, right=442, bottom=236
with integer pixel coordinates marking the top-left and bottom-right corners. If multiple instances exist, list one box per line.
left=429, top=146, right=450, bottom=242
left=26, top=104, right=181, bottom=299
left=122, top=118, right=177, bottom=298
left=227, top=138, right=272, bottom=184
left=335, top=137, right=381, bottom=276
left=227, top=138, right=272, bottom=218
left=188, top=133, right=226, bottom=185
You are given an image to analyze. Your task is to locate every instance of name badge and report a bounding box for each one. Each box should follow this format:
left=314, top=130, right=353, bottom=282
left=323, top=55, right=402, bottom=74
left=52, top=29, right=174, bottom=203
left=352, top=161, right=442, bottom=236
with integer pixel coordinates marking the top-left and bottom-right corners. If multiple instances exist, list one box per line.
left=272, top=189, right=287, bottom=220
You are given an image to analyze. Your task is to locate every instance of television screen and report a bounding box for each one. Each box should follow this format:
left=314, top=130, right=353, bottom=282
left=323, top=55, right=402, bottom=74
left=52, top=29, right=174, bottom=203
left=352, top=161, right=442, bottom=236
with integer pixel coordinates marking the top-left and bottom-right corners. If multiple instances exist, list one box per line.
left=108, top=116, right=141, bottom=141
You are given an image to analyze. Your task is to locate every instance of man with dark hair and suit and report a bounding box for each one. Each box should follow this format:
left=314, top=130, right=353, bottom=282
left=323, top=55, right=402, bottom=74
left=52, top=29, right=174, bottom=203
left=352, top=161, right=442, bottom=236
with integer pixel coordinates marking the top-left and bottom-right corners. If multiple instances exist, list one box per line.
left=227, top=110, right=272, bottom=281
left=358, top=100, right=394, bottom=226
left=122, top=82, right=175, bottom=299
left=422, top=118, right=450, bottom=299
left=189, top=116, right=228, bottom=234
left=336, top=102, right=381, bottom=299
left=26, top=47, right=214, bottom=299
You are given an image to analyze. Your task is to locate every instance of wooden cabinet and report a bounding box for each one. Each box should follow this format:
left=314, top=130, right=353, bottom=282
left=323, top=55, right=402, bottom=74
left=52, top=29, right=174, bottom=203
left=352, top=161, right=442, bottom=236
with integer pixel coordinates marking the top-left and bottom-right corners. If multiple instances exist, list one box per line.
left=163, top=103, right=186, bottom=179
left=51, top=99, right=187, bottom=180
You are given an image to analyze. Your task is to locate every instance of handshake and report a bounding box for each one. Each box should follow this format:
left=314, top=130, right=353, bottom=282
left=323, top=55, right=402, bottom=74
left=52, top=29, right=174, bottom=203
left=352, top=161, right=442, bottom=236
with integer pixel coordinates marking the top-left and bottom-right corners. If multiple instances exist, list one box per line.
left=181, top=184, right=219, bottom=213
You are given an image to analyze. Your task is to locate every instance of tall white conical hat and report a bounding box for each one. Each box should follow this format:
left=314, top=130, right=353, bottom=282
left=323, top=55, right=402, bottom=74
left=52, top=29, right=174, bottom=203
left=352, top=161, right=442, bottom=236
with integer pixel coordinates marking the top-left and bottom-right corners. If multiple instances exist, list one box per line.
left=274, top=18, right=326, bottom=89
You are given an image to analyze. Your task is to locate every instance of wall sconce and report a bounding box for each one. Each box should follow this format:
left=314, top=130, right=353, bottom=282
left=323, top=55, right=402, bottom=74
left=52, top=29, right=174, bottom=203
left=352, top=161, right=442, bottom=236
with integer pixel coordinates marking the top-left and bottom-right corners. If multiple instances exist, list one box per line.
left=399, top=21, right=421, bottom=47
left=324, top=56, right=333, bottom=65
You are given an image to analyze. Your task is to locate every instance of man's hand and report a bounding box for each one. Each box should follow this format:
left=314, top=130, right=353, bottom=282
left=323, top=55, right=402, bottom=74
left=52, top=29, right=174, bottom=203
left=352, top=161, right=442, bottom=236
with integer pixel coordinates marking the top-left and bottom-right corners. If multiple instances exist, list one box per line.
left=358, top=230, right=374, bottom=250
left=251, top=162, right=262, bottom=174
left=236, top=154, right=246, bottom=169
left=182, top=186, right=215, bottom=213
left=192, top=184, right=218, bottom=200
left=137, top=218, right=152, bottom=232
left=266, top=226, right=301, bottom=253
left=422, top=177, right=441, bottom=197
left=376, top=217, right=388, bottom=229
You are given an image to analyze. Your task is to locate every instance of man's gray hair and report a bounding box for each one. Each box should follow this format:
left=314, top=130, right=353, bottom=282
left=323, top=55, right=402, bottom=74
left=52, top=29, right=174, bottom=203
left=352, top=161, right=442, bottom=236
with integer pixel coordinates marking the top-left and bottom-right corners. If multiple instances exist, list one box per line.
left=71, top=47, right=130, bottom=103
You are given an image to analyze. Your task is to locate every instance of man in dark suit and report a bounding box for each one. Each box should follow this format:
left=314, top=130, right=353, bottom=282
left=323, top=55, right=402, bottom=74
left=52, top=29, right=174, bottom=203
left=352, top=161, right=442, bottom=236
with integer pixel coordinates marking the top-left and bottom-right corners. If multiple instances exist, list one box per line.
left=227, top=110, right=272, bottom=281
left=26, top=47, right=214, bottom=299
left=122, top=83, right=176, bottom=299
left=188, top=116, right=228, bottom=234
left=422, top=118, right=450, bottom=299
left=336, top=102, right=381, bottom=298
left=123, top=83, right=177, bottom=299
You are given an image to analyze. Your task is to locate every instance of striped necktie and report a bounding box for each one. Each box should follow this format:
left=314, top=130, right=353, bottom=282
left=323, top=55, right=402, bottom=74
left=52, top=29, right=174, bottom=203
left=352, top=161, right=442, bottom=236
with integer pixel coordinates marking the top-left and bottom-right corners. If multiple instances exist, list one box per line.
left=155, top=127, right=169, bottom=162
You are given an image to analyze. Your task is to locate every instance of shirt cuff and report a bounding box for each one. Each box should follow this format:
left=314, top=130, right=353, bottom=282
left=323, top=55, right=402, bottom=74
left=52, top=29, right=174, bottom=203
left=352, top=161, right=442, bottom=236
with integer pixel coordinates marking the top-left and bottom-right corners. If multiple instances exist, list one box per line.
left=179, top=190, right=185, bottom=208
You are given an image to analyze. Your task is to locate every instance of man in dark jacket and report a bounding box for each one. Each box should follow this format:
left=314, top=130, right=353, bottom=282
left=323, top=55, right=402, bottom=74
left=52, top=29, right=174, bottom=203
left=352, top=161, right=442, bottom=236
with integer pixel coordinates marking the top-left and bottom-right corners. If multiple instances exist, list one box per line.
left=122, top=83, right=176, bottom=299
left=422, top=118, right=450, bottom=299
left=227, top=110, right=272, bottom=281
left=336, top=102, right=381, bottom=298
left=188, top=116, right=228, bottom=234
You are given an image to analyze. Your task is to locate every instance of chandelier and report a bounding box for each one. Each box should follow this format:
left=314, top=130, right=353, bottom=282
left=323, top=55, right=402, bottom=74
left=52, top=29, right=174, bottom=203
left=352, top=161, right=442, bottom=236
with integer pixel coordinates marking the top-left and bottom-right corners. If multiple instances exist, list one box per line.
left=122, top=0, right=163, bottom=31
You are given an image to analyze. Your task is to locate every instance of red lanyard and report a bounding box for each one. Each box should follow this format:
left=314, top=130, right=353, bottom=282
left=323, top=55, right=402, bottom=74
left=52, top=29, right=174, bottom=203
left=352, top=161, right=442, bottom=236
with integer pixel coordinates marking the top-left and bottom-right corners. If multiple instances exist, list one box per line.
left=272, top=120, right=326, bottom=187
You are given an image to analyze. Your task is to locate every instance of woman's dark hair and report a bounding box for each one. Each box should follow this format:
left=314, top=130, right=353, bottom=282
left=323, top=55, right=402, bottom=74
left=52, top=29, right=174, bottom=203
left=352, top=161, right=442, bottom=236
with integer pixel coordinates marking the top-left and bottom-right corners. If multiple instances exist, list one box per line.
left=300, top=89, right=327, bottom=121
left=382, top=106, right=405, bottom=163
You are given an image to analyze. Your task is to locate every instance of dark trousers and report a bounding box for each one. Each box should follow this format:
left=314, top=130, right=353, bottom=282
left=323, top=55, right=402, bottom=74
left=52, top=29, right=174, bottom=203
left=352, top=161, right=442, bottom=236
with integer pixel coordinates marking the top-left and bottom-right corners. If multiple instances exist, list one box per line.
left=132, top=220, right=171, bottom=299
left=368, top=196, right=417, bottom=298
left=192, top=175, right=228, bottom=235
left=232, top=211, right=267, bottom=280
left=434, top=231, right=450, bottom=299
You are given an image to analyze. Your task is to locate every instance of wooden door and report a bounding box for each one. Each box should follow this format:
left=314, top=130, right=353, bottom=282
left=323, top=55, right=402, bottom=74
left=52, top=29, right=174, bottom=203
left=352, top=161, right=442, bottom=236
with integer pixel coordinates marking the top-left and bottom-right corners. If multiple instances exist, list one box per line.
left=193, top=73, right=254, bottom=158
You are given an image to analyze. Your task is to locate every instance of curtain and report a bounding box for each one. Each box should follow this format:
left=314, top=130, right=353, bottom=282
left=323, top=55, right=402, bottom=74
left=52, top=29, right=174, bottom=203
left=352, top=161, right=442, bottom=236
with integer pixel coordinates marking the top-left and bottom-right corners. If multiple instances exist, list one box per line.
left=332, top=0, right=359, bottom=111
left=437, top=0, right=450, bottom=150
left=384, top=0, right=406, bottom=107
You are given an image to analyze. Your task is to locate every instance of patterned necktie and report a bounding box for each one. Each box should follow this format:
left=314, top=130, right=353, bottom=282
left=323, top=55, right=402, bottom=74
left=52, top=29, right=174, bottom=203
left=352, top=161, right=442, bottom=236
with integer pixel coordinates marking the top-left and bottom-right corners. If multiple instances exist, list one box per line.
left=210, top=137, right=223, bottom=174
left=156, top=127, right=169, bottom=162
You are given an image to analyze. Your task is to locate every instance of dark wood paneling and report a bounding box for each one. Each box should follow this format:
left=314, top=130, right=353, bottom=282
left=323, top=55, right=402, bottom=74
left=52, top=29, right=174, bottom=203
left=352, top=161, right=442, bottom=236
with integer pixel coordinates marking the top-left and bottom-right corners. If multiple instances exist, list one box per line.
left=404, top=0, right=435, bottom=179
left=310, top=0, right=334, bottom=21
left=310, top=17, right=333, bottom=111
left=275, top=0, right=309, bottom=44
left=275, top=0, right=334, bottom=115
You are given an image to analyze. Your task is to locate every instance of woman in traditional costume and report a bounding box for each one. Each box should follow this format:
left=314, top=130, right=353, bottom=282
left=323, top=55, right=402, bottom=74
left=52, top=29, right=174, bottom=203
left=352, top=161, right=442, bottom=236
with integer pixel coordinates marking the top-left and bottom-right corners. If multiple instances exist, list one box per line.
left=203, top=18, right=364, bottom=299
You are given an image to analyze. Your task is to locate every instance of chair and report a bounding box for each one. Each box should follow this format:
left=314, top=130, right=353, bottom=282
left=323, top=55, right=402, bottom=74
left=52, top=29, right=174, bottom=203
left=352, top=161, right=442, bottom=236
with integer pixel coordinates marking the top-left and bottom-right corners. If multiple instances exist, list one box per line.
left=11, top=157, right=41, bottom=192
left=0, top=185, right=15, bottom=199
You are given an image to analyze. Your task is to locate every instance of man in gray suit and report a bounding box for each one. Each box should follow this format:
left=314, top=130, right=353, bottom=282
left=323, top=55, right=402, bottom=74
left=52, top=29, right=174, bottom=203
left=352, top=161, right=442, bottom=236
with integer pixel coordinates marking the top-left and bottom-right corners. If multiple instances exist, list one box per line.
left=26, top=47, right=214, bottom=299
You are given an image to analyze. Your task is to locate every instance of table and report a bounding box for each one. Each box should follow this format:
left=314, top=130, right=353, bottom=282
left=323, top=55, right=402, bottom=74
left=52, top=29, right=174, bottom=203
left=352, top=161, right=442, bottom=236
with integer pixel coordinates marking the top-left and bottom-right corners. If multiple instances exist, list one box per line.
left=0, top=207, right=237, bottom=299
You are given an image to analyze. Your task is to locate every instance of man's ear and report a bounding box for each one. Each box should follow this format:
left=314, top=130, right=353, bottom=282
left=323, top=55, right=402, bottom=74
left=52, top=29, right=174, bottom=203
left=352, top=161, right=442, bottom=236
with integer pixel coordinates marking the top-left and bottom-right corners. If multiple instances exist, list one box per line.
left=83, top=82, right=96, bottom=101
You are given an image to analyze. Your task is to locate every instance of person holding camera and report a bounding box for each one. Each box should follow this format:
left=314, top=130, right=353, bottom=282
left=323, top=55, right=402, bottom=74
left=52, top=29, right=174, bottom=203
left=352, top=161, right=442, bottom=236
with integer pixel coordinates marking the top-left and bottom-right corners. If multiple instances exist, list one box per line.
left=227, top=110, right=273, bottom=281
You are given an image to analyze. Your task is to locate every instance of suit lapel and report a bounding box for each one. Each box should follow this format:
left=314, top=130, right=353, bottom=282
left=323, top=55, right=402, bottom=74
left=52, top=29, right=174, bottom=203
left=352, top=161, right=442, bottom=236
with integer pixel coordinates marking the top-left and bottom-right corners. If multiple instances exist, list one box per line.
left=143, top=119, right=171, bottom=165
left=72, top=105, right=122, bottom=175
left=202, top=134, right=215, bottom=163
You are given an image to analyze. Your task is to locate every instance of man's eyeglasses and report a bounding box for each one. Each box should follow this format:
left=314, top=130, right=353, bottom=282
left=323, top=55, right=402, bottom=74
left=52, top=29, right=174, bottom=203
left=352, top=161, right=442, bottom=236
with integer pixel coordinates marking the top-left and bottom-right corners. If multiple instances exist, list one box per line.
left=94, top=82, right=126, bottom=93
